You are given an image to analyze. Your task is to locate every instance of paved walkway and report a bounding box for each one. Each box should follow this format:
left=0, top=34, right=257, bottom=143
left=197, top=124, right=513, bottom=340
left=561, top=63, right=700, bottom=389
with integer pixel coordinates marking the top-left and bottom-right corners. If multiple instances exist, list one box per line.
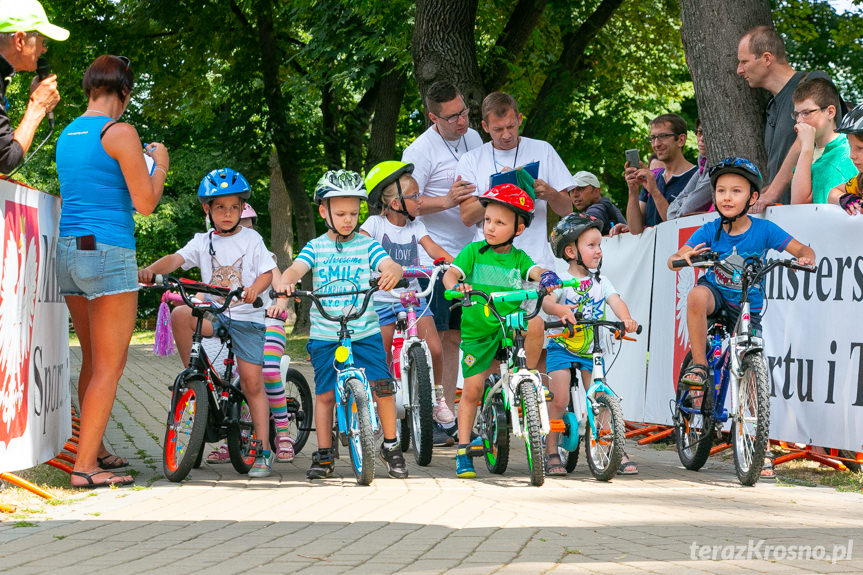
left=2, top=345, right=862, bottom=574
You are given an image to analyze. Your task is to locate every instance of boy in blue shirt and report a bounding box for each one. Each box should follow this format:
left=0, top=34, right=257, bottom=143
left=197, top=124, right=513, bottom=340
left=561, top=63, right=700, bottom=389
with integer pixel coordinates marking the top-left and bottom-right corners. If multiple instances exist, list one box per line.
left=276, top=170, right=407, bottom=480
left=669, top=157, right=815, bottom=389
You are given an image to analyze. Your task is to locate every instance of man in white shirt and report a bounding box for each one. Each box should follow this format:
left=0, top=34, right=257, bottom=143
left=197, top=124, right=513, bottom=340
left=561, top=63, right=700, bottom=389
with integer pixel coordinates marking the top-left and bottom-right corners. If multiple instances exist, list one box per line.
left=457, top=91, right=573, bottom=271
left=402, top=82, right=483, bottom=441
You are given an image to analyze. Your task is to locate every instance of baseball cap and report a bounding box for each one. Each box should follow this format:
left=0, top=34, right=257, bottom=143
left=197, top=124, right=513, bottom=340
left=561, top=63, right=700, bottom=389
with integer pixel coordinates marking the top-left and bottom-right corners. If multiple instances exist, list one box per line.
left=0, top=0, right=69, bottom=41
left=568, top=171, right=601, bottom=190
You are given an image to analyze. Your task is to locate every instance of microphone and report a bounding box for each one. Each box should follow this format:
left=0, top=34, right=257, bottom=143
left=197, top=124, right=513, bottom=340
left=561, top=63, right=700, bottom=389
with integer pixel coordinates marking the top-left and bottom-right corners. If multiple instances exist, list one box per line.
left=36, top=57, right=53, bottom=129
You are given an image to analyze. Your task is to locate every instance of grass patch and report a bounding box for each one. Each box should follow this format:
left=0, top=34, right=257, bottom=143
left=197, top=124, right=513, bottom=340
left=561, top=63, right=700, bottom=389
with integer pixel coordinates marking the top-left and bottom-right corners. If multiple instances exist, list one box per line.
left=773, top=454, right=863, bottom=493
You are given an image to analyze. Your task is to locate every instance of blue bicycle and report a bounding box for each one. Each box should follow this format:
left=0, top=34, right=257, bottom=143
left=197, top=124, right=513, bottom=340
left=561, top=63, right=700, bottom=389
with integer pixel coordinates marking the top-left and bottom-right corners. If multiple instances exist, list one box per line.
left=671, top=252, right=814, bottom=485
left=272, top=278, right=406, bottom=485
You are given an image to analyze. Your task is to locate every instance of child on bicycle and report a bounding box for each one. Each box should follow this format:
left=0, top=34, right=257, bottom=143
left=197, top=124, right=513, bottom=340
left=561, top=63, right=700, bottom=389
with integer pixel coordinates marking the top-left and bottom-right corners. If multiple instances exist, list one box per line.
left=274, top=170, right=407, bottom=480
left=442, top=183, right=560, bottom=478
left=543, top=213, right=639, bottom=476
left=361, top=161, right=455, bottom=425
left=139, top=168, right=277, bottom=477
left=828, top=104, right=863, bottom=215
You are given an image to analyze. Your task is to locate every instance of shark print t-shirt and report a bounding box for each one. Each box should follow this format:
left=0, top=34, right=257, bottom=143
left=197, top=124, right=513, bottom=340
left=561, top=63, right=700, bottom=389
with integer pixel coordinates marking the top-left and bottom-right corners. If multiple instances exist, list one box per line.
left=361, top=215, right=432, bottom=304
left=177, top=226, right=276, bottom=323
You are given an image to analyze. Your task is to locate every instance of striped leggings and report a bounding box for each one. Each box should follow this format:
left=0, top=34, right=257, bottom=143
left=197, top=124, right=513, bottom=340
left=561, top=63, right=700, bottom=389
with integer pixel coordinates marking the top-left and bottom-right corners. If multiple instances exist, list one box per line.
left=263, top=319, right=290, bottom=435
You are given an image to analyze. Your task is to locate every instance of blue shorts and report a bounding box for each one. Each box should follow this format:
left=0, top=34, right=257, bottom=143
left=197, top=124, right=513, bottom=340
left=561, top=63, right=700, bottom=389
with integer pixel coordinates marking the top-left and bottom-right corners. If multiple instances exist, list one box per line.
left=374, top=299, right=432, bottom=326
left=697, top=277, right=762, bottom=334
left=546, top=341, right=592, bottom=373
left=420, top=276, right=461, bottom=332
left=56, top=236, right=138, bottom=299
left=211, top=315, right=266, bottom=365
left=307, top=332, right=391, bottom=395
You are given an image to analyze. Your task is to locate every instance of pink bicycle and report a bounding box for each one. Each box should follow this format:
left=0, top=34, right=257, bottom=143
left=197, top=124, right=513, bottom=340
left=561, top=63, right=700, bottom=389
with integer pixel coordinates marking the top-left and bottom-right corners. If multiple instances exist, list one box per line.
left=386, top=263, right=449, bottom=466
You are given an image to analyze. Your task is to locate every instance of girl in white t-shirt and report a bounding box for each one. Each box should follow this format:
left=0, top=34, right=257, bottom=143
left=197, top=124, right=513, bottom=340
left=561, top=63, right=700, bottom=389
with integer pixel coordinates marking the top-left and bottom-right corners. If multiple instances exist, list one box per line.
left=362, top=161, right=455, bottom=423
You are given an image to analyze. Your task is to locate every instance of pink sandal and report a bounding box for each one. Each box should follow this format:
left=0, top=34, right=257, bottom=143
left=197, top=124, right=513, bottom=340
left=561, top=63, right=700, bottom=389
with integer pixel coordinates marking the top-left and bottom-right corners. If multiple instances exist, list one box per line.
left=276, top=435, right=295, bottom=463
left=206, top=444, right=229, bottom=464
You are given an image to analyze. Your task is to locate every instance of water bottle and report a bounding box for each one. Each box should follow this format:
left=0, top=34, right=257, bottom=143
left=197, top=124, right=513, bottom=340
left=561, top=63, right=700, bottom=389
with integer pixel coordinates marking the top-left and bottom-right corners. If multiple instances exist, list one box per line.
left=391, top=312, right=406, bottom=378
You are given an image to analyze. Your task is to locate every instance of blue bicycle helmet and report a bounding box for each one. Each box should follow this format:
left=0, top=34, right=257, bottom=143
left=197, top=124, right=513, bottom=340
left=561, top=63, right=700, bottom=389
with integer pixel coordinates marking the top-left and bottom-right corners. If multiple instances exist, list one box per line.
left=197, top=168, right=251, bottom=204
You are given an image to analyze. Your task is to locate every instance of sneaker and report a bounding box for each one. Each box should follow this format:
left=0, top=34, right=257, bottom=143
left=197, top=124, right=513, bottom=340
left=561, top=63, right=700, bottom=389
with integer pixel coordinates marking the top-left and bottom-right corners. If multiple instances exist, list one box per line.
left=249, top=450, right=274, bottom=478
left=307, top=448, right=335, bottom=479
left=433, top=397, right=456, bottom=424
left=455, top=449, right=476, bottom=478
left=380, top=444, right=409, bottom=479
left=433, top=423, right=456, bottom=447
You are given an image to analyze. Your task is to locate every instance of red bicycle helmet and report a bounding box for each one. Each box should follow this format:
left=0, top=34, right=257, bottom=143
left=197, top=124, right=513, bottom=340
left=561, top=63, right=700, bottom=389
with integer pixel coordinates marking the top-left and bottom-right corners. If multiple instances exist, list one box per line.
left=478, top=183, right=535, bottom=226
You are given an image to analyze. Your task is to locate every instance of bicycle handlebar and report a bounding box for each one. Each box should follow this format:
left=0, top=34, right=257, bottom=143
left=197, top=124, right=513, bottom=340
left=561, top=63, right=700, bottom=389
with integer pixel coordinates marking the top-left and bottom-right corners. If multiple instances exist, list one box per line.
left=442, top=279, right=576, bottom=323
left=388, top=263, right=450, bottom=299
left=270, top=278, right=409, bottom=324
left=545, top=318, right=642, bottom=338
left=148, top=274, right=263, bottom=313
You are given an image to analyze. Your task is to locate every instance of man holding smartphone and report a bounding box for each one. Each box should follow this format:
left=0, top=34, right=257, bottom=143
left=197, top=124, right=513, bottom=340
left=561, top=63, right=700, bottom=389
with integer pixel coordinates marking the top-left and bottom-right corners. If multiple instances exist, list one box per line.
left=622, top=113, right=696, bottom=235
left=0, top=0, right=68, bottom=174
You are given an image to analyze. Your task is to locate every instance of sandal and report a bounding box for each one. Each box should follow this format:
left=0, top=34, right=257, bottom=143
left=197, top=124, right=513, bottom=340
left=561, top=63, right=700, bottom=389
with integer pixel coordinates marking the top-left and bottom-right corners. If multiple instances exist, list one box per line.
left=681, top=363, right=709, bottom=388
left=206, top=444, right=229, bottom=464
left=71, top=470, right=134, bottom=489
left=618, top=454, right=639, bottom=475
left=276, top=435, right=295, bottom=463
left=761, top=455, right=775, bottom=479
left=97, top=453, right=128, bottom=469
left=545, top=453, right=567, bottom=476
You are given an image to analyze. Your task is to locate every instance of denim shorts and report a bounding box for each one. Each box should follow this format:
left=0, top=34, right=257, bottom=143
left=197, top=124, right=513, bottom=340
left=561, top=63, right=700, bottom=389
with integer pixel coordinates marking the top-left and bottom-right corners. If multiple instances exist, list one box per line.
left=546, top=341, right=593, bottom=373
left=420, top=276, right=461, bottom=331
left=56, top=236, right=138, bottom=299
left=374, top=299, right=432, bottom=326
left=211, top=315, right=266, bottom=365
left=697, top=277, right=762, bottom=333
left=307, top=332, right=391, bottom=395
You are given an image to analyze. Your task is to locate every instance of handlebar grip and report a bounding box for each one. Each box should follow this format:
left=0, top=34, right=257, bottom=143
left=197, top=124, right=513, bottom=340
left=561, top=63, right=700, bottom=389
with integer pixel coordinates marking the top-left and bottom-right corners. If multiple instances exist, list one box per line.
left=636, top=325, right=643, bottom=335
left=545, top=320, right=567, bottom=330
left=671, top=259, right=687, bottom=268
left=444, top=289, right=464, bottom=300
left=252, top=297, right=263, bottom=308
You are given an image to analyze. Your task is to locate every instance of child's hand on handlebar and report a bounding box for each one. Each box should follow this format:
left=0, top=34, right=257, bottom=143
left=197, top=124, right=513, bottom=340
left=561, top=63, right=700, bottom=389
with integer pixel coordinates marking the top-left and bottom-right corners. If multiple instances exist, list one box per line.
left=622, top=318, right=639, bottom=333
left=138, top=267, right=155, bottom=283
left=377, top=268, right=402, bottom=291
left=242, top=286, right=260, bottom=304
left=539, top=270, right=562, bottom=290
left=678, top=242, right=710, bottom=266
left=795, top=256, right=814, bottom=267
left=266, top=299, right=288, bottom=319
left=454, top=282, right=472, bottom=293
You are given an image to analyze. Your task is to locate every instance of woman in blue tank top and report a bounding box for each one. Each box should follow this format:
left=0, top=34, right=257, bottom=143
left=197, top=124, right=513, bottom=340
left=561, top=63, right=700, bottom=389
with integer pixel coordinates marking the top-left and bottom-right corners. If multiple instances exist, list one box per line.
left=55, top=55, right=169, bottom=489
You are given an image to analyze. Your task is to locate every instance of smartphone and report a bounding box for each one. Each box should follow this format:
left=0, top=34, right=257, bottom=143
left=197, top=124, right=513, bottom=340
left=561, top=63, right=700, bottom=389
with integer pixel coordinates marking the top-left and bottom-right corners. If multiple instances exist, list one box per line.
left=76, top=235, right=96, bottom=250
left=625, top=149, right=641, bottom=169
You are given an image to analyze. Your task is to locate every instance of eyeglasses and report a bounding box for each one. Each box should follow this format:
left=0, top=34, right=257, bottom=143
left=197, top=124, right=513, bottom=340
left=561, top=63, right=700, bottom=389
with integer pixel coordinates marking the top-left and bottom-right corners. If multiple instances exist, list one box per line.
left=694, top=128, right=704, bottom=137
left=646, top=132, right=678, bottom=143
left=436, top=107, right=469, bottom=124
left=791, top=107, right=826, bottom=121
left=400, top=192, right=421, bottom=201
left=26, top=31, right=49, bottom=47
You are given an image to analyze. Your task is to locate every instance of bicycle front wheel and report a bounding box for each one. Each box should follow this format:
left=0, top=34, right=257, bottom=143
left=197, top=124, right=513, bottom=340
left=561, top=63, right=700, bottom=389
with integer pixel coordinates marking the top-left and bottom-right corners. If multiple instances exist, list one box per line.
left=732, top=353, right=770, bottom=486
left=482, top=382, right=510, bottom=474
left=407, top=345, right=434, bottom=466
left=345, top=377, right=375, bottom=485
left=585, top=394, right=625, bottom=481
left=163, top=378, right=209, bottom=482
left=675, top=350, right=715, bottom=471
left=284, top=368, right=313, bottom=455
left=517, top=381, right=544, bottom=486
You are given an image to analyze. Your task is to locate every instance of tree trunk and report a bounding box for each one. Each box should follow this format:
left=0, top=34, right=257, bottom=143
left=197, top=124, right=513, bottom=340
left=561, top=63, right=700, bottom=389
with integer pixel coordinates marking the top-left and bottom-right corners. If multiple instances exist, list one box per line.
left=365, top=64, right=406, bottom=171
left=482, top=0, right=548, bottom=93
left=523, top=0, right=624, bottom=140
left=255, top=0, right=314, bottom=333
left=412, top=0, right=485, bottom=131
left=679, top=0, right=773, bottom=169
left=268, top=150, right=297, bottom=325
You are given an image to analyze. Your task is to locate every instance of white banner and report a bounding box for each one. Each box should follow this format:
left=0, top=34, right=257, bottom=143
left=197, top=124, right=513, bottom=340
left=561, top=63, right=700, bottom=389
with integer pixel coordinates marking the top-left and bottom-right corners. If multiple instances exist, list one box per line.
left=0, top=178, right=70, bottom=473
left=601, top=205, right=863, bottom=452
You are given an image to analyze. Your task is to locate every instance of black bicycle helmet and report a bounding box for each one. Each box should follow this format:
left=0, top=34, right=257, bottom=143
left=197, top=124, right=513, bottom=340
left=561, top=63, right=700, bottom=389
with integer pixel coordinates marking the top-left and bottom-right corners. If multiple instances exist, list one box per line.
left=836, top=103, right=863, bottom=135
left=549, top=213, right=603, bottom=260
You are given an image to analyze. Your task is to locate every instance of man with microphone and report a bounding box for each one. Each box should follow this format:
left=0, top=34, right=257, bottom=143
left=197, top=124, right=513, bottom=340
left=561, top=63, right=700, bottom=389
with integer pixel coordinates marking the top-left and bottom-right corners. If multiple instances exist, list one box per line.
left=0, top=0, right=67, bottom=174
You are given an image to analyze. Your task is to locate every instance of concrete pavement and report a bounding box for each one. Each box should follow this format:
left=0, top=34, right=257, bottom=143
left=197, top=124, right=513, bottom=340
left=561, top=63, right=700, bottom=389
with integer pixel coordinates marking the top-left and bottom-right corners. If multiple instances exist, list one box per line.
left=2, top=344, right=862, bottom=574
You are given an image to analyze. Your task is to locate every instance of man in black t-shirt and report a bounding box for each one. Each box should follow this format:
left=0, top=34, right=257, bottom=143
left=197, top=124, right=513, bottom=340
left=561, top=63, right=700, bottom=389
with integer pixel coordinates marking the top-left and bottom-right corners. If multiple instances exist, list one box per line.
left=565, top=170, right=625, bottom=236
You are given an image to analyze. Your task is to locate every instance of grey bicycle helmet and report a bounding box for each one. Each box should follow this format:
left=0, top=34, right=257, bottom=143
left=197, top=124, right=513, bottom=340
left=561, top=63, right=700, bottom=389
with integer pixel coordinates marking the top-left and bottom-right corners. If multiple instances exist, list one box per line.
left=314, top=170, right=368, bottom=205
left=549, top=213, right=603, bottom=260
left=836, top=103, right=863, bottom=135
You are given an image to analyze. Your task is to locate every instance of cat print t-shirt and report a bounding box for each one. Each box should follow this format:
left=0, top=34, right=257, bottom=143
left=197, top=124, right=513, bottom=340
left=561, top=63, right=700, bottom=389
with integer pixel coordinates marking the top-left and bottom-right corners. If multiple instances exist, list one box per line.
left=177, top=226, right=277, bottom=323
left=360, top=215, right=432, bottom=304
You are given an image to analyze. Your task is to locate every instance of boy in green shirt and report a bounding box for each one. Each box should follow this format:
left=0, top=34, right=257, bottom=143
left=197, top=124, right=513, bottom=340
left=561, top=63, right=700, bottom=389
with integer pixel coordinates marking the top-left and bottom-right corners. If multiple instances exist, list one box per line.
left=443, top=183, right=559, bottom=478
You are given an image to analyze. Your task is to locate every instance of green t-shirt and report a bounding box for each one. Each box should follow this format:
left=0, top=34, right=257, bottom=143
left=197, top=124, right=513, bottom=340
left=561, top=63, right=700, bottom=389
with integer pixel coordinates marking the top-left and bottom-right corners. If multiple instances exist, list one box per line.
left=812, top=135, right=859, bottom=204
left=451, top=241, right=537, bottom=340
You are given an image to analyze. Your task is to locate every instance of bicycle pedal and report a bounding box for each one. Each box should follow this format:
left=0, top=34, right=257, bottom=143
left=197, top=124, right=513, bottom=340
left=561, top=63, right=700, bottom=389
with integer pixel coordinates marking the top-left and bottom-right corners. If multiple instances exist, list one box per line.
left=464, top=443, right=486, bottom=458
left=246, top=439, right=263, bottom=459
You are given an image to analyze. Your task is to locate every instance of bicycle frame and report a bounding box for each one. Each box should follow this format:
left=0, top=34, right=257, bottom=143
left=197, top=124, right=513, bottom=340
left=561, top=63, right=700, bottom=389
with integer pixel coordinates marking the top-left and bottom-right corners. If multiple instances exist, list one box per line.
left=332, top=331, right=379, bottom=436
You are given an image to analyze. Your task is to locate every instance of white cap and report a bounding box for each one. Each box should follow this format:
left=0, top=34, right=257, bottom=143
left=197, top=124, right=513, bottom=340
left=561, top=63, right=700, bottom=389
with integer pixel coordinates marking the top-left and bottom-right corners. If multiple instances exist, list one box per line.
left=570, top=171, right=601, bottom=189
